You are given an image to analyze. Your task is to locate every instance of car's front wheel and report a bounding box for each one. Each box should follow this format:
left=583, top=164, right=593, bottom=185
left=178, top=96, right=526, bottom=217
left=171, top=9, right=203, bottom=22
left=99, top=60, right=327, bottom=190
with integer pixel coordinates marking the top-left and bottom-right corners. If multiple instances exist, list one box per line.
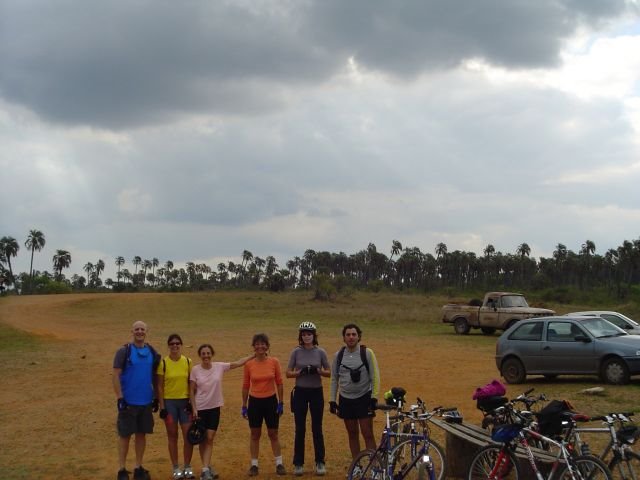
left=601, top=357, right=630, bottom=385
left=501, top=357, right=526, bottom=384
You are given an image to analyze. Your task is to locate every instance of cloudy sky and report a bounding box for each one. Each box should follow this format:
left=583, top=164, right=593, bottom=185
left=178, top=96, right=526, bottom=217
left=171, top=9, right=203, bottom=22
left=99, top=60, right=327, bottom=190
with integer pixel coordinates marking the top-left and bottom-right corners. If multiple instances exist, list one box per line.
left=2, top=0, right=640, bottom=280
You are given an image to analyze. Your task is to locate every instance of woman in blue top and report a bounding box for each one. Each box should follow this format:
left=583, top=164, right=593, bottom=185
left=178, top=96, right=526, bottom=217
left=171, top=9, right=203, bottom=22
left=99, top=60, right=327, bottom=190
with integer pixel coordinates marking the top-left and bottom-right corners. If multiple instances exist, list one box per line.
left=286, top=322, right=330, bottom=476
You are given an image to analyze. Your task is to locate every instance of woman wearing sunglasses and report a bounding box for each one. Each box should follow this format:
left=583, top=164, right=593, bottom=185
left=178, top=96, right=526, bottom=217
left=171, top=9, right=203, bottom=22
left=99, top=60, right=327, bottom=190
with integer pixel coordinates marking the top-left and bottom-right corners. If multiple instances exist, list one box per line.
left=157, top=334, right=195, bottom=480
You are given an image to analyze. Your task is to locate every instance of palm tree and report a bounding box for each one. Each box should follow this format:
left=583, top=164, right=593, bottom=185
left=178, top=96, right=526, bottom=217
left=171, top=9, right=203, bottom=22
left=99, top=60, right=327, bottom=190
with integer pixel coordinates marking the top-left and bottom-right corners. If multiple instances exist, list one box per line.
left=581, top=240, right=596, bottom=256
left=52, top=249, right=72, bottom=280
left=151, top=258, right=159, bottom=285
left=0, top=236, right=19, bottom=284
left=132, top=256, right=142, bottom=275
left=516, top=243, right=530, bottom=258
left=84, top=262, right=94, bottom=283
left=115, top=256, right=125, bottom=286
left=25, top=229, right=46, bottom=293
left=435, top=243, right=448, bottom=285
left=122, top=268, right=131, bottom=285
left=95, top=259, right=105, bottom=281
left=389, top=240, right=402, bottom=268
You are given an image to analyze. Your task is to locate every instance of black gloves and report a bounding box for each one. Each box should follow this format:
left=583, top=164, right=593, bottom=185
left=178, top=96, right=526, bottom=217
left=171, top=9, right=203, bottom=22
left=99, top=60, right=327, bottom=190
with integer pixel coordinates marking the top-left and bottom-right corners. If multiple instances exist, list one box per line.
left=370, top=397, right=378, bottom=410
left=159, top=408, right=168, bottom=419
left=152, top=398, right=159, bottom=412
left=117, top=398, right=127, bottom=412
left=185, top=402, right=193, bottom=414
left=329, top=401, right=338, bottom=415
left=299, top=365, right=318, bottom=376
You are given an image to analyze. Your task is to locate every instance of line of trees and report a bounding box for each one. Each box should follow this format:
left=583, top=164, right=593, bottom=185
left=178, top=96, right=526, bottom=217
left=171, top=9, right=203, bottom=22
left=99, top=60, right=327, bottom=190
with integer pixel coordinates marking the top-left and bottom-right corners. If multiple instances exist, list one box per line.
left=2, top=230, right=640, bottom=298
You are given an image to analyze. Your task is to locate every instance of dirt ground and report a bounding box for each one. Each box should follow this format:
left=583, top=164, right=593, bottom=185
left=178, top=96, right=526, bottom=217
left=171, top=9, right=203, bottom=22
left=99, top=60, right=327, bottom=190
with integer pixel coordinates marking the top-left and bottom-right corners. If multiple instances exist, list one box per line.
left=0, top=293, right=503, bottom=480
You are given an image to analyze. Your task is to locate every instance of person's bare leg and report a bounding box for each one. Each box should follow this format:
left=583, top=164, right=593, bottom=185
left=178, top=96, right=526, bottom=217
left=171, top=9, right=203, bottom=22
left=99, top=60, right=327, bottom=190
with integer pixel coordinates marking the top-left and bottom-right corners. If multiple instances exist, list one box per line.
left=344, top=419, right=361, bottom=458
left=359, top=417, right=376, bottom=450
left=118, top=435, right=131, bottom=470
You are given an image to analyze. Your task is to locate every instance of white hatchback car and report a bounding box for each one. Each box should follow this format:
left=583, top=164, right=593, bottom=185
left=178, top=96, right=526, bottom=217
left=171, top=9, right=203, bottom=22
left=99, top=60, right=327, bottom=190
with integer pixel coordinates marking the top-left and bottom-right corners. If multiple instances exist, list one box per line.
left=566, top=311, right=640, bottom=335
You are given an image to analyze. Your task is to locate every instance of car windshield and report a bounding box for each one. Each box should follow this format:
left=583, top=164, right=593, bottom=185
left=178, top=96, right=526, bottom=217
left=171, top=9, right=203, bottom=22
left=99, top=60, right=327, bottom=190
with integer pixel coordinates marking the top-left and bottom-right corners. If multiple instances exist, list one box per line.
left=500, top=295, right=529, bottom=308
left=580, top=318, right=627, bottom=338
left=605, top=313, right=640, bottom=328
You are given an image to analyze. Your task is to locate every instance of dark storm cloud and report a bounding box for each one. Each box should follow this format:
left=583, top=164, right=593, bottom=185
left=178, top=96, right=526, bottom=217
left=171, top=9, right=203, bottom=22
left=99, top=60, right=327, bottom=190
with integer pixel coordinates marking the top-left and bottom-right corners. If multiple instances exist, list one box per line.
left=0, top=0, right=633, bottom=129
left=305, top=0, right=632, bottom=73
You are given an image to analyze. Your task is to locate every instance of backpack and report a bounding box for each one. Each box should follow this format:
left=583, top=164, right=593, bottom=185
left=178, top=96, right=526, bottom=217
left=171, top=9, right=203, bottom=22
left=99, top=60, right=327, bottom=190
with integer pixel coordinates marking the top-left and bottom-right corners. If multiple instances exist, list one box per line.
left=472, top=379, right=507, bottom=400
left=336, top=345, right=370, bottom=374
left=119, top=342, right=161, bottom=372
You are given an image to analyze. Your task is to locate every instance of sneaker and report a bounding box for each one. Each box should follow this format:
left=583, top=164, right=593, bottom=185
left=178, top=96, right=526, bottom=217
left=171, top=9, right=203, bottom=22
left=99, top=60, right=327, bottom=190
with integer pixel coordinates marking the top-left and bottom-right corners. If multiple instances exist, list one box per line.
left=348, top=465, right=362, bottom=479
left=183, top=466, right=196, bottom=480
left=276, top=464, right=287, bottom=476
left=200, top=469, right=213, bottom=480
left=133, top=467, right=151, bottom=480
left=210, top=466, right=219, bottom=480
left=173, top=467, right=185, bottom=480
left=316, top=462, right=326, bottom=476
left=294, top=465, right=304, bottom=476
left=248, top=465, right=259, bottom=477
left=117, top=469, right=130, bottom=480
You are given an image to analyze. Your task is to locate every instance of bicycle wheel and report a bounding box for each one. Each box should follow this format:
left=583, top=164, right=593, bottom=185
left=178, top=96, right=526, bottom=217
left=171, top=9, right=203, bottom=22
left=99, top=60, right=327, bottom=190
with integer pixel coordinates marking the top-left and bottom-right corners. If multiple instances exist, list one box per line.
left=390, top=437, right=446, bottom=480
left=608, top=450, right=640, bottom=480
left=347, top=449, right=385, bottom=480
left=467, top=445, right=520, bottom=480
left=557, top=454, right=613, bottom=480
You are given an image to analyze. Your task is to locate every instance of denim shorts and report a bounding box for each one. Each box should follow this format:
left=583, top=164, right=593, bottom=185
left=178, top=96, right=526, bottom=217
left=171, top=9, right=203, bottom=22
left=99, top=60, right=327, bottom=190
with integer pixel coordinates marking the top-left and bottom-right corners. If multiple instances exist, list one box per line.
left=165, top=398, right=192, bottom=425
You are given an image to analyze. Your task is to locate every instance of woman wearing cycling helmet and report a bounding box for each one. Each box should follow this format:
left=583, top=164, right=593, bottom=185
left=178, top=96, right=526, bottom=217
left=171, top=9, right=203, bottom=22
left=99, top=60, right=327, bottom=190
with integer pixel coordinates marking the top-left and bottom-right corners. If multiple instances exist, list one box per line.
left=286, top=321, right=331, bottom=476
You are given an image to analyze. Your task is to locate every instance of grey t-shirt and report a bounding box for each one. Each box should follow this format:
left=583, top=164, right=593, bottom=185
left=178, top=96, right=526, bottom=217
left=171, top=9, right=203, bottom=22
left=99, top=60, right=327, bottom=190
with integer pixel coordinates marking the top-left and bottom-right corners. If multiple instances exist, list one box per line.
left=287, top=346, right=330, bottom=388
left=329, top=346, right=380, bottom=401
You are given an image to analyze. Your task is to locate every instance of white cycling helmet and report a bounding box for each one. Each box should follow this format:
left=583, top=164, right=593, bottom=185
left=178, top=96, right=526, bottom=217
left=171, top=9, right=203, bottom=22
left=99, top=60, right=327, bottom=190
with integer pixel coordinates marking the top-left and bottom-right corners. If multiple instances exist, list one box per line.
left=299, top=321, right=317, bottom=331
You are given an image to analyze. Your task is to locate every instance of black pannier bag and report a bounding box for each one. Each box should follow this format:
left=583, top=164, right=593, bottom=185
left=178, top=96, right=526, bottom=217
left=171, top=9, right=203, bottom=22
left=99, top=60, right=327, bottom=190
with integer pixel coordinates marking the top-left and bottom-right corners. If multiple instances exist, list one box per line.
left=536, top=399, right=575, bottom=437
left=477, top=395, right=508, bottom=413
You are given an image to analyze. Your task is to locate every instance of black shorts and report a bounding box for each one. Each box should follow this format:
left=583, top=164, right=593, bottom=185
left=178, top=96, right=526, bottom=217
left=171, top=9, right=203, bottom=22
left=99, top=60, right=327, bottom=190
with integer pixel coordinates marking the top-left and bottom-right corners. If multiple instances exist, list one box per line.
left=117, top=404, right=154, bottom=437
left=338, top=392, right=374, bottom=420
left=198, top=407, right=221, bottom=431
left=248, top=395, right=279, bottom=429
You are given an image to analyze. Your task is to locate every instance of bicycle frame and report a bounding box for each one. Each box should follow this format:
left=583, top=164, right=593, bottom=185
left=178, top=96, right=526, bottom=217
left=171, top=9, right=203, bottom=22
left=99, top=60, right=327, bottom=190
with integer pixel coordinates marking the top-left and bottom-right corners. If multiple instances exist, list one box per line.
left=573, top=413, right=638, bottom=480
left=356, top=405, right=439, bottom=480
left=491, top=406, right=593, bottom=480
left=518, top=426, right=573, bottom=480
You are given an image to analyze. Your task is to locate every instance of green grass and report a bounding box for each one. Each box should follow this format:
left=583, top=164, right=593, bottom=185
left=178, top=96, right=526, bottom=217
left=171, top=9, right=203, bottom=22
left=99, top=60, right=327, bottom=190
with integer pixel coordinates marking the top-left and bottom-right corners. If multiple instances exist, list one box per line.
left=0, top=322, right=40, bottom=353
left=2, top=290, right=640, bottom=479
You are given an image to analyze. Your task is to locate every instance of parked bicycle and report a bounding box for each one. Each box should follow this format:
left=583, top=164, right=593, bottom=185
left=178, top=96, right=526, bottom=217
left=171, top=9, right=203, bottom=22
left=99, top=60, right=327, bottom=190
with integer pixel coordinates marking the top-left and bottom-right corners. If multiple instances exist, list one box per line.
left=467, top=402, right=613, bottom=480
left=571, top=412, right=640, bottom=480
left=348, top=403, right=456, bottom=480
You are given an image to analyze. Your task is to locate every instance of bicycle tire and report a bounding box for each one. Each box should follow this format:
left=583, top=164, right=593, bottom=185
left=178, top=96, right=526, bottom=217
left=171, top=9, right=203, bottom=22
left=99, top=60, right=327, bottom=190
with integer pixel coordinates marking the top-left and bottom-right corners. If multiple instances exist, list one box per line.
left=347, top=449, right=384, bottom=480
left=608, top=450, right=640, bottom=480
left=556, top=454, right=613, bottom=480
left=391, top=437, right=446, bottom=480
left=467, top=445, right=520, bottom=480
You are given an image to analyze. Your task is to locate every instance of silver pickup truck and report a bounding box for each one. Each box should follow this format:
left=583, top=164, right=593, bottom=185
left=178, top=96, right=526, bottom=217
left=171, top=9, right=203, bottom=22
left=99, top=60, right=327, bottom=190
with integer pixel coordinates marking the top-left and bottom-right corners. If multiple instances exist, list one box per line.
left=441, top=292, right=555, bottom=335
